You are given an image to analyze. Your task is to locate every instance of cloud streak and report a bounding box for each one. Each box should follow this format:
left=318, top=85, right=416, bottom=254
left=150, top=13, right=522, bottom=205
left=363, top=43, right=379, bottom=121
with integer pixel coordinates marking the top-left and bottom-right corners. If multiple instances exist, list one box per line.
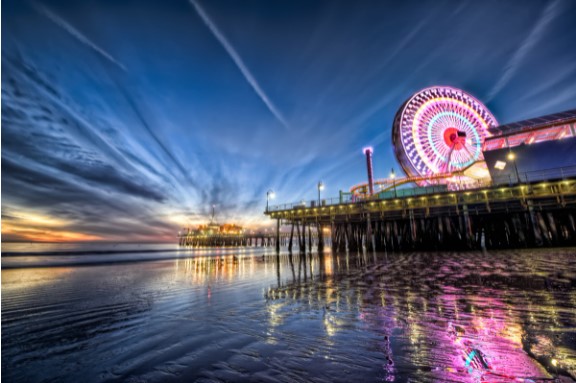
left=32, top=2, right=127, bottom=72
left=486, top=0, right=562, bottom=101
left=189, top=0, right=290, bottom=131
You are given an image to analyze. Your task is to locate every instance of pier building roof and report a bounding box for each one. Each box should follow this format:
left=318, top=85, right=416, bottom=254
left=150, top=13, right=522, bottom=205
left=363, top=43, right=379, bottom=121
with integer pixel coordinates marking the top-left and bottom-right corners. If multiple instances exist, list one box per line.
left=484, top=109, right=576, bottom=151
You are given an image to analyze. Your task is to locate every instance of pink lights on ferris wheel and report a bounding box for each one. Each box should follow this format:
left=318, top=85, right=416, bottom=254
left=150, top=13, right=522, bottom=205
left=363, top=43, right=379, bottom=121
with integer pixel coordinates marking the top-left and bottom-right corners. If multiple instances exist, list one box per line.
left=392, top=86, right=498, bottom=184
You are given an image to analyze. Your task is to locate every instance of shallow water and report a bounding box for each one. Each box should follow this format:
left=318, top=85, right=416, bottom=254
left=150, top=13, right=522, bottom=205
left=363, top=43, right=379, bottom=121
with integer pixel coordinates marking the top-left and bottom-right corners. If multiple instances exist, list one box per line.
left=2, top=247, right=576, bottom=382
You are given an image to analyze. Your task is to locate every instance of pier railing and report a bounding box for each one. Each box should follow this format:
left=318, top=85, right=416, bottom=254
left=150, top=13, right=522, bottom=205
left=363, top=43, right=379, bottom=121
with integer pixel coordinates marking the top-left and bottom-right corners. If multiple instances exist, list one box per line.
left=266, top=165, right=576, bottom=212
left=491, top=165, right=576, bottom=186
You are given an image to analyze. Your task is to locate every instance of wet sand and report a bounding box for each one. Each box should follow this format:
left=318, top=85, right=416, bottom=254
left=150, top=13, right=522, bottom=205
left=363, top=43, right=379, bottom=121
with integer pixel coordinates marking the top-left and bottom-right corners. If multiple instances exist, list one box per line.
left=2, top=247, right=576, bottom=382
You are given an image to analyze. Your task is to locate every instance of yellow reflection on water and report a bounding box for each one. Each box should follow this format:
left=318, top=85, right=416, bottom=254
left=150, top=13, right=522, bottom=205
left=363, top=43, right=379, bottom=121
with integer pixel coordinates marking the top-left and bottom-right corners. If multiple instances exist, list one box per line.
left=323, top=253, right=333, bottom=276
left=2, top=267, right=72, bottom=292
left=175, top=254, right=249, bottom=284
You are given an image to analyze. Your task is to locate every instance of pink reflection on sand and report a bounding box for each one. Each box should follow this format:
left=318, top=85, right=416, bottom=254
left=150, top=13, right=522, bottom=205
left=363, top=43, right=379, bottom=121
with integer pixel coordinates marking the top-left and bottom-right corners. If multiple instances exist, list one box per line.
left=443, top=293, right=551, bottom=382
left=360, top=288, right=553, bottom=382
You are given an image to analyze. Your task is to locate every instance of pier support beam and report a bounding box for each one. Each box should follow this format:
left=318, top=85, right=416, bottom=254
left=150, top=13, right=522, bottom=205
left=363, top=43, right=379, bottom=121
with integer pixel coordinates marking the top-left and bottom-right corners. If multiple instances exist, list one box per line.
left=288, top=223, right=294, bottom=252
left=462, top=204, right=473, bottom=248
left=303, top=221, right=307, bottom=254
left=527, top=199, right=543, bottom=246
left=308, top=224, right=313, bottom=253
left=317, top=223, right=324, bottom=252
left=366, top=213, right=373, bottom=251
left=276, top=218, right=280, bottom=253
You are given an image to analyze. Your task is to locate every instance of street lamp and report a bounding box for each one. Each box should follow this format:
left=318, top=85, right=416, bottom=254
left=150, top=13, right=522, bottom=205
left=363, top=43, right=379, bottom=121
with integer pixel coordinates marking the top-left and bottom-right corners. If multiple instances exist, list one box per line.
left=266, top=190, right=275, bottom=212
left=390, top=168, right=397, bottom=198
left=507, top=151, right=521, bottom=183
left=318, top=181, right=324, bottom=206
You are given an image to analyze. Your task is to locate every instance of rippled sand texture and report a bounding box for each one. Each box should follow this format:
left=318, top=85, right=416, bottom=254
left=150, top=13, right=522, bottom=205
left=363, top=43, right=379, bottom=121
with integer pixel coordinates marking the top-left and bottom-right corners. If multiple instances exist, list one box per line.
left=2, top=248, right=575, bottom=382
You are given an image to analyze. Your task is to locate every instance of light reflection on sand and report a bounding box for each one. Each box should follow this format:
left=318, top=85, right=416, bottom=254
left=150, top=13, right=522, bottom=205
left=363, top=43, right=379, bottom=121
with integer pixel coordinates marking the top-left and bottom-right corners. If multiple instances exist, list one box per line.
left=2, top=267, right=73, bottom=292
left=2, top=248, right=575, bottom=382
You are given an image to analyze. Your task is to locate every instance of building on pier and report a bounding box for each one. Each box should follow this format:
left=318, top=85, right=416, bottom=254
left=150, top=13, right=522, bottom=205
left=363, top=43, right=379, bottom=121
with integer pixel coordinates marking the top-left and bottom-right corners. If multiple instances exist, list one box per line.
left=178, top=215, right=290, bottom=248
left=178, top=206, right=245, bottom=247
left=483, top=109, right=576, bottom=184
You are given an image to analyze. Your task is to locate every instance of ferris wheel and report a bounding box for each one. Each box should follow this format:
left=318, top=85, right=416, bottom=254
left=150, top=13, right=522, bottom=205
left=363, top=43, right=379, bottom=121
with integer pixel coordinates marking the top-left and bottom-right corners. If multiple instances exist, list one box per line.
left=392, top=86, right=498, bottom=182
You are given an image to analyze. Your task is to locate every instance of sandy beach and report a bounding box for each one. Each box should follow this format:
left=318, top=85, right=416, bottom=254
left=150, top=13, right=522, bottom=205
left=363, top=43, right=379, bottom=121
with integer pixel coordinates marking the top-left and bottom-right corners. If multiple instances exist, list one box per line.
left=2, top=246, right=575, bottom=382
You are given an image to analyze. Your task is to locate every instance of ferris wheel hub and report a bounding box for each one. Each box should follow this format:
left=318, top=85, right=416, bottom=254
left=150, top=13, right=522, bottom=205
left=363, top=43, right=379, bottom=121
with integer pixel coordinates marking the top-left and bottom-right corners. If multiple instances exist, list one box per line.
left=443, top=128, right=466, bottom=150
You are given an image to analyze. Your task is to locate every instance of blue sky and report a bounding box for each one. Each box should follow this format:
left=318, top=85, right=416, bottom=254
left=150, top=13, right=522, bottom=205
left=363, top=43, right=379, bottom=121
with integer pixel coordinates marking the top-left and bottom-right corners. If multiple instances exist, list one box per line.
left=2, top=0, right=576, bottom=242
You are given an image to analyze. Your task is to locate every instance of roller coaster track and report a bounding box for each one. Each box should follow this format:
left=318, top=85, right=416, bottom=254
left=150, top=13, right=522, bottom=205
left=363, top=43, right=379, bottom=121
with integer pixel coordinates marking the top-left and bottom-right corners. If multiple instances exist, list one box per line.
left=350, top=163, right=478, bottom=197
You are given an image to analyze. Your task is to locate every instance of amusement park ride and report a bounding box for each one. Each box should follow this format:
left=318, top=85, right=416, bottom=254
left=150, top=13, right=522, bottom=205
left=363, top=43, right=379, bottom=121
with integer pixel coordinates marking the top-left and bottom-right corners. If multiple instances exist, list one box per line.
left=352, top=86, right=499, bottom=198
left=350, top=86, right=575, bottom=198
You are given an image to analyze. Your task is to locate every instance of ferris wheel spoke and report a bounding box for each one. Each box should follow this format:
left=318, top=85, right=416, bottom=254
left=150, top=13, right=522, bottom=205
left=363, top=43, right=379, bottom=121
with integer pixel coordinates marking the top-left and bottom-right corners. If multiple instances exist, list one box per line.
left=454, top=151, right=468, bottom=165
left=462, top=142, right=477, bottom=160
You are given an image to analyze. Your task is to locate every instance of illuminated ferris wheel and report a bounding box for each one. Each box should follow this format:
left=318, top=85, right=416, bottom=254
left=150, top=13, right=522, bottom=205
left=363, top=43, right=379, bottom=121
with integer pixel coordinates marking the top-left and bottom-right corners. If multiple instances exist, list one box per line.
left=392, top=86, right=498, bottom=183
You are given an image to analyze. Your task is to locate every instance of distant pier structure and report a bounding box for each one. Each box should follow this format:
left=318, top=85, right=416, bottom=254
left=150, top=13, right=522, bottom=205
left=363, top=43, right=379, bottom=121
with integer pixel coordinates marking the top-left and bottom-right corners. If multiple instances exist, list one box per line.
left=265, top=88, right=576, bottom=252
left=178, top=230, right=291, bottom=248
left=178, top=205, right=290, bottom=248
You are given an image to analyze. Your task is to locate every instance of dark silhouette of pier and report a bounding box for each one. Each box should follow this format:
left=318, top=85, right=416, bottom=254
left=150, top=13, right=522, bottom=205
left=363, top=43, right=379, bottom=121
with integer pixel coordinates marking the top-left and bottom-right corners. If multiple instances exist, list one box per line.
left=266, top=168, right=576, bottom=252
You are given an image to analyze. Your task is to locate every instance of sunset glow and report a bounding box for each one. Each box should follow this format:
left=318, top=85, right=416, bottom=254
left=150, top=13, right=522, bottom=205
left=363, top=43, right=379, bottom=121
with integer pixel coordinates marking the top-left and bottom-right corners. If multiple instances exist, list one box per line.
left=2, top=221, right=103, bottom=242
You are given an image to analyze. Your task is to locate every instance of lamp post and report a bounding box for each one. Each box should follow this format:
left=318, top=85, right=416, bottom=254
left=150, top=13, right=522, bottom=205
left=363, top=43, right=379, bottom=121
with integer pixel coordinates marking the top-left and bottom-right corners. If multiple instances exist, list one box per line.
left=318, top=181, right=324, bottom=206
left=390, top=168, right=397, bottom=198
left=266, top=190, right=275, bottom=212
left=507, top=151, right=521, bottom=184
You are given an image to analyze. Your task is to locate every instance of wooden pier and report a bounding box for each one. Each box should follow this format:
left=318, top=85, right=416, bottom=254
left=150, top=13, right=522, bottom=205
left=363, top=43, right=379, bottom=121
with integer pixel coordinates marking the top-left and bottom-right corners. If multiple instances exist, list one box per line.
left=265, top=178, right=576, bottom=252
left=178, top=231, right=292, bottom=248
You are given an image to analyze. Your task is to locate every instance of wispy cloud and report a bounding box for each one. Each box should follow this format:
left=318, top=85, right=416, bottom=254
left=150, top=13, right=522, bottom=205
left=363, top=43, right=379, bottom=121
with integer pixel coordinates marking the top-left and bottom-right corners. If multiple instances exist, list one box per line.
left=113, top=81, right=201, bottom=193
left=522, top=87, right=576, bottom=117
left=31, top=3, right=207, bottom=202
left=486, top=0, right=562, bottom=101
left=2, top=54, right=137, bottom=175
left=32, top=2, right=127, bottom=72
left=518, top=64, right=576, bottom=103
left=189, top=0, right=290, bottom=131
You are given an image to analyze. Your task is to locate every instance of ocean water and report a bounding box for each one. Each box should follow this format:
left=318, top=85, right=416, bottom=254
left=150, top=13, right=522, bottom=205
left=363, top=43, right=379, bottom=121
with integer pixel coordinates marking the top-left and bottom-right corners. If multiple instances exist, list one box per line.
left=2, top=244, right=576, bottom=382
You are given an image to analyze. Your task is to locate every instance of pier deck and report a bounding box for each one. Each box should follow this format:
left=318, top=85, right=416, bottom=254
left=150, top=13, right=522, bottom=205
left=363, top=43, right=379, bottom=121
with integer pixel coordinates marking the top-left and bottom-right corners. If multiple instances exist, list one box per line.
left=266, top=177, right=576, bottom=251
